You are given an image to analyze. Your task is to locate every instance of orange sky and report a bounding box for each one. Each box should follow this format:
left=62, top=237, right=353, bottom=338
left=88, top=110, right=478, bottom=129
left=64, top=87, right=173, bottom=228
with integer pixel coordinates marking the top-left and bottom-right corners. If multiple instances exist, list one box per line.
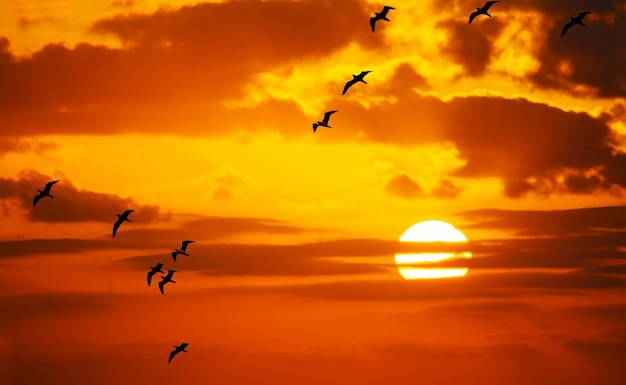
left=1, top=1, right=625, bottom=384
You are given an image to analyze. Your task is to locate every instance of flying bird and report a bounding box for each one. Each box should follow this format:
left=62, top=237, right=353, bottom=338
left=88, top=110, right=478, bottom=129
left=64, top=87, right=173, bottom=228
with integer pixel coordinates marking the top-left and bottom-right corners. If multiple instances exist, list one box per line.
left=158, top=269, right=177, bottom=295
left=33, top=180, right=60, bottom=207
left=171, top=240, right=195, bottom=262
left=112, top=209, right=134, bottom=238
left=147, top=263, right=165, bottom=287
left=469, top=1, right=500, bottom=24
left=561, top=12, right=591, bottom=38
left=370, top=6, right=395, bottom=32
left=312, top=110, right=338, bottom=133
left=342, top=71, right=372, bottom=95
left=168, top=342, right=189, bottom=363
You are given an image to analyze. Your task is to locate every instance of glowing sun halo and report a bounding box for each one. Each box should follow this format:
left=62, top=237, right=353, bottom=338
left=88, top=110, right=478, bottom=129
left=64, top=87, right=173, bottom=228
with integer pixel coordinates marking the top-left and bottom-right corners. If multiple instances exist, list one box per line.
left=395, top=220, right=472, bottom=280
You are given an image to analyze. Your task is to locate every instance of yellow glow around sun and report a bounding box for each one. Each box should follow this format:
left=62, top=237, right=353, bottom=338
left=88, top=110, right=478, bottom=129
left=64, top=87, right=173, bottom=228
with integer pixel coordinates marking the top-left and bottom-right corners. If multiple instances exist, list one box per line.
left=395, top=220, right=472, bottom=280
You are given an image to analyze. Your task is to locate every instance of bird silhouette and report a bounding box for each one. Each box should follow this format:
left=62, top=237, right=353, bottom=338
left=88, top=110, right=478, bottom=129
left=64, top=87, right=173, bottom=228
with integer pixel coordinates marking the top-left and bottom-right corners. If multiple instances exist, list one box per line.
left=469, top=1, right=500, bottom=24
left=312, top=110, right=338, bottom=133
left=343, top=71, right=372, bottom=95
left=172, top=240, right=195, bottom=262
left=147, top=263, right=165, bottom=287
left=561, top=12, right=591, bottom=37
left=168, top=342, right=189, bottom=363
left=370, top=6, right=395, bottom=32
left=112, top=209, right=134, bottom=238
left=158, top=269, right=177, bottom=295
left=33, top=180, right=60, bottom=207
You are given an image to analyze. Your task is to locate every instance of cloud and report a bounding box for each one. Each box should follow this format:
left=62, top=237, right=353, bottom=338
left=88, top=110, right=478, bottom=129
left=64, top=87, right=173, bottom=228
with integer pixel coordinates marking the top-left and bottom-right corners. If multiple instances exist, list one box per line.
left=509, top=1, right=626, bottom=97
left=0, top=137, right=58, bottom=158
left=0, top=0, right=376, bottom=136
left=458, top=205, right=626, bottom=236
left=384, top=172, right=424, bottom=199
left=0, top=169, right=159, bottom=223
left=438, top=18, right=506, bottom=77
left=122, top=238, right=396, bottom=276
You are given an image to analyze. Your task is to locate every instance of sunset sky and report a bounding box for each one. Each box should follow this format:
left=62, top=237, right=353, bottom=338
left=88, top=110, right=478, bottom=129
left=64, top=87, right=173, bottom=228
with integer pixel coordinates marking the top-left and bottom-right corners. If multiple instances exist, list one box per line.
left=1, top=0, right=625, bottom=384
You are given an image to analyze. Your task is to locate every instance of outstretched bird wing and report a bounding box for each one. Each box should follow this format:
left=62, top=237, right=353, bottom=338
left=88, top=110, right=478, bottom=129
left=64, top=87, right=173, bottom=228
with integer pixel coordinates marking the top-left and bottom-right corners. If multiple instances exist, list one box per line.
left=44, top=180, right=59, bottom=193
left=122, top=209, right=134, bottom=219
left=370, top=16, right=377, bottom=32
left=181, top=240, right=195, bottom=251
left=485, top=1, right=500, bottom=10
left=159, top=279, right=166, bottom=295
left=342, top=78, right=357, bottom=95
left=381, top=6, right=395, bottom=17
left=112, top=218, right=123, bottom=238
left=322, top=110, right=338, bottom=124
left=469, top=10, right=479, bottom=24
left=168, top=349, right=177, bottom=363
left=561, top=20, right=574, bottom=37
left=577, top=11, right=591, bottom=19
left=33, top=194, right=42, bottom=207
left=359, top=70, right=372, bottom=78
left=147, top=270, right=155, bottom=286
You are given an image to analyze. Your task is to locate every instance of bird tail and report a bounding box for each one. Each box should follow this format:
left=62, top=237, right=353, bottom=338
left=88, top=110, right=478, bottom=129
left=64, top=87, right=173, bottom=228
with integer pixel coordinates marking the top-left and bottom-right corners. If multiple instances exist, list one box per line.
left=580, top=22, right=586, bottom=26
left=383, top=17, right=390, bottom=22
left=171, top=279, right=177, bottom=284
left=172, top=252, right=177, bottom=261
left=360, top=80, right=368, bottom=84
left=125, top=218, right=132, bottom=222
left=49, top=194, right=54, bottom=198
left=486, top=12, right=491, bottom=17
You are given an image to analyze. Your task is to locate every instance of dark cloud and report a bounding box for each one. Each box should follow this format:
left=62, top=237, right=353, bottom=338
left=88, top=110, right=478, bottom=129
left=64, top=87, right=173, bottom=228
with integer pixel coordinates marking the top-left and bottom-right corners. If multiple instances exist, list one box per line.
left=122, top=239, right=397, bottom=276
left=207, top=270, right=624, bottom=301
left=0, top=169, right=159, bottom=223
left=458, top=205, right=626, bottom=236
left=329, top=86, right=625, bottom=197
left=384, top=172, right=424, bottom=199
left=0, top=0, right=376, bottom=136
left=495, top=0, right=626, bottom=97
left=0, top=137, right=58, bottom=158
left=438, top=18, right=505, bottom=77
left=431, top=179, right=463, bottom=199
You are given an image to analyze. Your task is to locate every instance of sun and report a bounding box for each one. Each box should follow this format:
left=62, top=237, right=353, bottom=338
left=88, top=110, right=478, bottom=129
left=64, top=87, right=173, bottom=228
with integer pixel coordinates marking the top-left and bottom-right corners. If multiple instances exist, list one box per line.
left=395, top=220, right=472, bottom=279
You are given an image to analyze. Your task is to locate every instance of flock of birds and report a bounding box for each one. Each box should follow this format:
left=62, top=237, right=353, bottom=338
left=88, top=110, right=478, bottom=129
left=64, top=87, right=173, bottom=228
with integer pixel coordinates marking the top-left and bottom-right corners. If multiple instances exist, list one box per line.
left=33, top=180, right=194, bottom=362
left=30, top=0, right=594, bottom=366
left=313, top=2, right=592, bottom=133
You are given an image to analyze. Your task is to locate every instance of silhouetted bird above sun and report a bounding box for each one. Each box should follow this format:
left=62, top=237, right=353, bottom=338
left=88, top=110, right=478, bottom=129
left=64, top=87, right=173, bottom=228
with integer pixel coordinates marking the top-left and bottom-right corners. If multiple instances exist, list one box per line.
left=168, top=342, right=189, bottom=363
left=158, top=269, right=177, bottom=295
left=112, top=209, right=134, bottom=238
left=370, top=6, right=395, bottom=32
left=469, top=1, right=500, bottom=24
left=312, top=110, right=338, bottom=133
left=343, top=71, right=372, bottom=95
left=561, top=12, right=591, bottom=38
left=33, top=180, right=60, bottom=207
left=172, top=240, right=195, bottom=262
left=147, top=263, right=165, bottom=287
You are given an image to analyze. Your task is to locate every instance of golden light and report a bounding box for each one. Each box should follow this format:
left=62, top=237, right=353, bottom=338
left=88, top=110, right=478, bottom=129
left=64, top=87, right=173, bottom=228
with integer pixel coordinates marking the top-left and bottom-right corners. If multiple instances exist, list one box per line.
left=395, top=220, right=472, bottom=280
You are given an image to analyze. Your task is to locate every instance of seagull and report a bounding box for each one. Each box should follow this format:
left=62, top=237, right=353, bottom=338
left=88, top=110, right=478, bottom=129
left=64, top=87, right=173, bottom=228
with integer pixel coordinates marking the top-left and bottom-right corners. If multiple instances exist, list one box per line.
left=172, top=240, right=195, bottom=262
left=112, top=209, right=134, bottom=238
left=370, top=6, right=395, bottom=32
left=158, top=269, right=177, bottom=295
left=312, top=110, right=338, bottom=133
left=561, top=12, right=591, bottom=38
left=342, top=71, right=372, bottom=95
left=469, top=1, right=500, bottom=24
left=168, top=342, right=189, bottom=363
left=33, top=180, right=60, bottom=207
left=147, top=263, right=165, bottom=287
